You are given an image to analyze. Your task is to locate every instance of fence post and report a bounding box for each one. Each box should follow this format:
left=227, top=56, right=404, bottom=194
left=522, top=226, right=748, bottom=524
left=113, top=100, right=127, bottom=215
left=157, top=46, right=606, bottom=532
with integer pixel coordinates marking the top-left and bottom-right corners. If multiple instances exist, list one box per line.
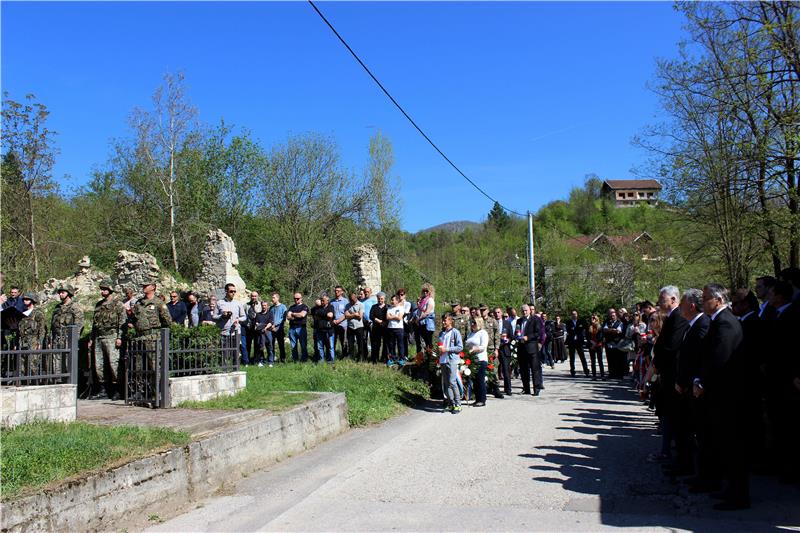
left=68, top=325, right=79, bottom=385
left=160, top=328, right=170, bottom=408
left=235, top=330, right=241, bottom=372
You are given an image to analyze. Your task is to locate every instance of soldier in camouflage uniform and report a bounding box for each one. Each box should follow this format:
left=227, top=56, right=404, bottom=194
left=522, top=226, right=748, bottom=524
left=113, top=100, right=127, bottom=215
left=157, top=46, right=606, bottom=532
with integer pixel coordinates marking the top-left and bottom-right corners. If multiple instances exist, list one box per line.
left=19, top=292, right=47, bottom=375
left=50, top=284, right=84, bottom=380
left=51, top=284, right=84, bottom=345
left=451, top=303, right=468, bottom=346
left=89, top=279, right=126, bottom=400
left=131, top=282, right=172, bottom=339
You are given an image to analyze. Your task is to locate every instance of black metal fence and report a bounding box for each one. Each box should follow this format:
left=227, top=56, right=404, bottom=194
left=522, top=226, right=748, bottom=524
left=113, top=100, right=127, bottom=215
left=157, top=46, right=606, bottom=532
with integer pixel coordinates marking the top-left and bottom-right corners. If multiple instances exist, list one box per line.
left=0, top=326, right=79, bottom=387
left=169, top=330, right=240, bottom=377
left=125, top=328, right=240, bottom=408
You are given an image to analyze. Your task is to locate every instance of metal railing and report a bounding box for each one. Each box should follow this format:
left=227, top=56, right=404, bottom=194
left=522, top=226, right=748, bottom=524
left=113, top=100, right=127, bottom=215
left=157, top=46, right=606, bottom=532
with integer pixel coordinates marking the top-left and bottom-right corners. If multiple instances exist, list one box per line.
left=169, top=330, right=240, bottom=377
left=125, top=328, right=241, bottom=408
left=0, top=326, right=79, bottom=387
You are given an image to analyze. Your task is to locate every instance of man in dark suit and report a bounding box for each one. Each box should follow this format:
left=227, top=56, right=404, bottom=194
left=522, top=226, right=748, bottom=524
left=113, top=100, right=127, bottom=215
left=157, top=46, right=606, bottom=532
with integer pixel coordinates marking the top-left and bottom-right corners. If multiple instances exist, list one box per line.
left=693, top=283, right=748, bottom=510
left=766, top=280, right=800, bottom=484
left=652, top=286, right=690, bottom=462
left=671, top=288, right=710, bottom=478
left=566, top=310, right=589, bottom=377
left=731, top=288, right=767, bottom=468
left=516, top=304, right=543, bottom=396
left=755, top=275, right=778, bottom=320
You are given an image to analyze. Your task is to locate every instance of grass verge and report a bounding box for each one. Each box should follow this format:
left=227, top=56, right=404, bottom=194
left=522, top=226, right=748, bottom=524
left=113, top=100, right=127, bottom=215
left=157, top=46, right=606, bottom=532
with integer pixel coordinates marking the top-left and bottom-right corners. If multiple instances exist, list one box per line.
left=0, top=422, right=189, bottom=500
left=225, top=360, right=429, bottom=426
left=180, top=390, right=316, bottom=411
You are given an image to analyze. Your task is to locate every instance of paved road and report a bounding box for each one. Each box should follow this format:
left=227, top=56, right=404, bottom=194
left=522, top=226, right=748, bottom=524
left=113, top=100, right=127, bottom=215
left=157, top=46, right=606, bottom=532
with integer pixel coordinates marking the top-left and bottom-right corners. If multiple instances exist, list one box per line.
left=148, top=367, right=799, bottom=532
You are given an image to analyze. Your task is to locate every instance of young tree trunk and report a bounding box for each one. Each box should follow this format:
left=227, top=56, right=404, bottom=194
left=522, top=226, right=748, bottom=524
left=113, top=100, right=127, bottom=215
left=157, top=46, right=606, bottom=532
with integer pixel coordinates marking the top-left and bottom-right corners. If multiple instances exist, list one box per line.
left=28, top=198, right=39, bottom=284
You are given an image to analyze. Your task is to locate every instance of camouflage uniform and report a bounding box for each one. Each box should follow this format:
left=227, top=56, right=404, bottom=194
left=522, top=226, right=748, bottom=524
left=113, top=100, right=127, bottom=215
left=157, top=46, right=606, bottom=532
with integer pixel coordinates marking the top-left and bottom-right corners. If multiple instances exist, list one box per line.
left=453, top=312, right=469, bottom=344
left=131, top=296, right=172, bottom=339
left=92, top=296, right=126, bottom=386
left=19, top=299, right=46, bottom=374
left=485, top=315, right=501, bottom=354
left=50, top=288, right=84, bottom=379
left=51, top=299, right=84, bottom=346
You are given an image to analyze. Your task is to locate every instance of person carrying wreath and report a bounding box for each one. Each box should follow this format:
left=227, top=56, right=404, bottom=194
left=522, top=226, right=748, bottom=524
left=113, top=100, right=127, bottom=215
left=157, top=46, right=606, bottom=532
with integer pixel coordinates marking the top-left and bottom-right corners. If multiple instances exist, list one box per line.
left=438, top=313, right=464, bottom=414
left=466, top=317, right=489, bottom=407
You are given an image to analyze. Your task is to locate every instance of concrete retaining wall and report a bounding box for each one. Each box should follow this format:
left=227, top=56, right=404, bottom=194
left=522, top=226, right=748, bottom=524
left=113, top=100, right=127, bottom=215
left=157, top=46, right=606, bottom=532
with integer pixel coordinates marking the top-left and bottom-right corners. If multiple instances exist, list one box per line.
left=0, top=384, right=77, bottom=428
left=1, top=392, right=348, bottom=532
left=169, top=371, right=246, bottom=407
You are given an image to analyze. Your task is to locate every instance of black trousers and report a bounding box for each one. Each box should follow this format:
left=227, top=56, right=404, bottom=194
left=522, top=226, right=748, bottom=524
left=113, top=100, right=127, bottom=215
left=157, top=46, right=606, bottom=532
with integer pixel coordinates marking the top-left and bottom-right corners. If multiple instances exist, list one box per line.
left=475, top=361, right=488, bottom=403
left=589, top=347, right=604, bottom=377
left=710, top=395, right=749, bottom=503
left=272, top=327, right=286, bottom=362
left=519, top=349, right=541, bottom=393
left=347, top=327, right=366, bottom=361
left=370, top=326, right=386, bottom=363
left=334, top=325, right=348, bottom=358
left=569, top=344, right=589, bottom=376
left=499, top=355, right=513, bottom=394
left=414, top=324, right=434, bottom=355
left=518, top=351, right=533, bottom=393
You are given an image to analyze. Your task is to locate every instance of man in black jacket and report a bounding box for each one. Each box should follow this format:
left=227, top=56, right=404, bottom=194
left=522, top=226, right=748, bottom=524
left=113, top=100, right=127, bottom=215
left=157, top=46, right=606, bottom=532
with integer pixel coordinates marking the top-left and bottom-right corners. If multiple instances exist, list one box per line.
left=672, top=288, right=710, bottom=477
left=766, top=280, right=800, bottom=484
left=652, top=286, right=689, bottom=462
left=566, top=310, right=589, bottom=377
left=516, top=304, right=543, bottom=396
left=693, top=283, right=747, bottom=510
left=731, top=288, right=767, bottom=468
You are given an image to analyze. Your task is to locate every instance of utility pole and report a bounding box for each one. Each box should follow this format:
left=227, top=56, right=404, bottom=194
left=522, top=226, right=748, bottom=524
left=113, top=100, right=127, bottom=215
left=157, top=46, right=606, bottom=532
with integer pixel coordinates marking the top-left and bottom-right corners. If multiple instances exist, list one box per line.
left=527, top=211, right=536, bottom=305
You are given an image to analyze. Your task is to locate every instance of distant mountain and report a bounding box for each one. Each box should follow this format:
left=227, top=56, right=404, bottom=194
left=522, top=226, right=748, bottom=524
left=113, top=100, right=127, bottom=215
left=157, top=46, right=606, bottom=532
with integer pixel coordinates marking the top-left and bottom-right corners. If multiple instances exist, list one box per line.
left=417, top=220, right=483, bottom=234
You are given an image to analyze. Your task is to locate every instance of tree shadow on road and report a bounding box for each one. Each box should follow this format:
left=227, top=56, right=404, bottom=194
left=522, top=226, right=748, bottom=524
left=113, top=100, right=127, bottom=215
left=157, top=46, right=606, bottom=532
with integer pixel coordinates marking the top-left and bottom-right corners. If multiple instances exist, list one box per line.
left=519, top=373, right=800, bottom=530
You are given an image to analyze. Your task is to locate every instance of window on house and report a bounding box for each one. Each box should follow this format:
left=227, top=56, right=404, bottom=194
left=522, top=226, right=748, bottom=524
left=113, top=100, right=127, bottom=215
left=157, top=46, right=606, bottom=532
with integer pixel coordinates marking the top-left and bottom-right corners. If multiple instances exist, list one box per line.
left=638, top=192, right=645, bottom=198
left=647, top=192, right=654, bottom=198
left=627, top=192, right=634, bottom=198
left=618, top=192, right=624, bottom=199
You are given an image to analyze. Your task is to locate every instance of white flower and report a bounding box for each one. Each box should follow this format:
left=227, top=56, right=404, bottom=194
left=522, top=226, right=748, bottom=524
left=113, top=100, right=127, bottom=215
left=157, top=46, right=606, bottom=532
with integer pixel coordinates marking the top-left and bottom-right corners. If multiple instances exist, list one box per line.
left=463, top=368, right=472, bottom=376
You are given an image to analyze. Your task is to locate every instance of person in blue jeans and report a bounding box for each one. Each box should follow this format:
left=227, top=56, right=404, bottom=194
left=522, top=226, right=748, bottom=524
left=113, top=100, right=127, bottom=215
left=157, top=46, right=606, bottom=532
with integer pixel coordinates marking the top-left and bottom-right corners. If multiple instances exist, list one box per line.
left=286, top=292, right=310, bottom=362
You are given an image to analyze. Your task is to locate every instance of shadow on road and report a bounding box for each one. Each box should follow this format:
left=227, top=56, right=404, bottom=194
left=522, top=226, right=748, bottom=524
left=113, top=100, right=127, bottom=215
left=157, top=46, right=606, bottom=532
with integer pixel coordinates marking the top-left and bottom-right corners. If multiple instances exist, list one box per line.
left=519, top=373, right=800, bottom=530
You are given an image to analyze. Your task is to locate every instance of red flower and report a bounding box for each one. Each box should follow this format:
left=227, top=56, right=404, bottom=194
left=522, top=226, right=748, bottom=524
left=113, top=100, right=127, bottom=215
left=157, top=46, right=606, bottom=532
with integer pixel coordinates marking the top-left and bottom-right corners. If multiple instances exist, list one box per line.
left=459, top=352, right=465, bottom=358
left=488, top=364, right=495, bottom=370
left=465, top=359, right=472, bottom=366
left=489, top=355, right=495, bottom=361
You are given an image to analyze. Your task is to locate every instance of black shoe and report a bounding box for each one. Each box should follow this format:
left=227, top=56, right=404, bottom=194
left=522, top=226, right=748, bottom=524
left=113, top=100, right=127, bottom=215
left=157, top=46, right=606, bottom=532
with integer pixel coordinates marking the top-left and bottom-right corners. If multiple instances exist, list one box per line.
left=713, top=500, right=750, bottom=511
left=505, top=391, right=513, bottom=396
left=473, top=401, right=486, bottom=407
left=533, top=389, right=540, bottom=396
left=688, top=481, right=721, bottom=494
left=494, top=394, right=504, bottom=398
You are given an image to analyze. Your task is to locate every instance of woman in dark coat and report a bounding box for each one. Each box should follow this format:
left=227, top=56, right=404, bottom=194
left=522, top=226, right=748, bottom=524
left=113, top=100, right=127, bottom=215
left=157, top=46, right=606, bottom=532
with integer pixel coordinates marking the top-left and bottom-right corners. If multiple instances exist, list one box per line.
left=551, top=315, right=567, bottom=365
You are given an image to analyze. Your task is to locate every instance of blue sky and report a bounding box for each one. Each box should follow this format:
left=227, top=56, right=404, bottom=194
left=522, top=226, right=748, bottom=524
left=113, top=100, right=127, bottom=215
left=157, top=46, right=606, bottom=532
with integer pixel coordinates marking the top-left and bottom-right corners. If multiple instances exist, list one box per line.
left=1, top=1, right=685, bottom=232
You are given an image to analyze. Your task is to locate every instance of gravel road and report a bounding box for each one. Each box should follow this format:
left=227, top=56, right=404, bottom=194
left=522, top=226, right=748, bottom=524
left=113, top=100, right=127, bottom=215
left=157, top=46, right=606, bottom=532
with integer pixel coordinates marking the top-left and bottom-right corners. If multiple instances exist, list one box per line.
left=148, top=366, right=799, bottom=532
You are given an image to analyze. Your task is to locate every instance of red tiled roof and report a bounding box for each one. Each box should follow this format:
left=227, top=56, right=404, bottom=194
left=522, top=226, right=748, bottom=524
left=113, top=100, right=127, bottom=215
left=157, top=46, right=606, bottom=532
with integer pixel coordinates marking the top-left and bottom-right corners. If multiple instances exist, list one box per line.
left=603, top=179, right=662, bottom=190
left=567, top=232, right=653, bottom=249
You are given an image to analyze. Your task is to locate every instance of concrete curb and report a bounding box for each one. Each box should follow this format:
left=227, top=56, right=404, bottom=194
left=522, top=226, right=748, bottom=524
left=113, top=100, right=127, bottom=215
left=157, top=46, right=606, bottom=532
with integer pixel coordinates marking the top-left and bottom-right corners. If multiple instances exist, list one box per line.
left=1, top=392, right=349, bottom=531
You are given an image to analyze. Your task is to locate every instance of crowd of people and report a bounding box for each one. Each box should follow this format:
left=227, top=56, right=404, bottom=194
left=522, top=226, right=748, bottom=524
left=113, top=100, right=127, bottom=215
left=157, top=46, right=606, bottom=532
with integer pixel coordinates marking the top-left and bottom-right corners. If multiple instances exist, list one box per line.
left=617, top=270, right=800, bottom=512
left=2, top=267, right=799, bottom=510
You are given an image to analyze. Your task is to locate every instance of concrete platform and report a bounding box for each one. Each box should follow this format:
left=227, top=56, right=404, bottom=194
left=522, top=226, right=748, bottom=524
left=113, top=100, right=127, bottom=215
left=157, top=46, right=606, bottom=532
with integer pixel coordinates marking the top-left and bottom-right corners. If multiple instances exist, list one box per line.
left=77, top=399, right=269, bottom=436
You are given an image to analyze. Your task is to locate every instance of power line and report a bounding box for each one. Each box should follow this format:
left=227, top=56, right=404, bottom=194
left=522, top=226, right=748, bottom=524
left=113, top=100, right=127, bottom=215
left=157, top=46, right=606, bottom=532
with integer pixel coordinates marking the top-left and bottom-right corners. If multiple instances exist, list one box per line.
left=307, top=0, right=526, bottom=218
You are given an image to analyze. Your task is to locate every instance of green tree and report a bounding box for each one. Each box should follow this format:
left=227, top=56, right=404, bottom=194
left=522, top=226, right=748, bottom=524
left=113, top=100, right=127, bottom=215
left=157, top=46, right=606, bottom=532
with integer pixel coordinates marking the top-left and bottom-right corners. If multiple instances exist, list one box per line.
left=486, top=201, right=511, bottom=231
left=1, top=93, right=58, bottom=285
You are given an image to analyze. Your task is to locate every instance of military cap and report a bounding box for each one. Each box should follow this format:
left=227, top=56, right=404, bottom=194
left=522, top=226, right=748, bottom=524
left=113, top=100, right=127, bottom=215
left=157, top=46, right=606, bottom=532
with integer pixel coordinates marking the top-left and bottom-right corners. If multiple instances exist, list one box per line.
left=21, top=291, right=38, bottom=304
left=56, top=284, right=76, bottom=297
left=479, top=303, right=489, bottom=311
left=450, top=301, right=460, bottom=307
left=141, top=280, right=156, bottom=288
left=99, top=278, right=115, bottom=291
